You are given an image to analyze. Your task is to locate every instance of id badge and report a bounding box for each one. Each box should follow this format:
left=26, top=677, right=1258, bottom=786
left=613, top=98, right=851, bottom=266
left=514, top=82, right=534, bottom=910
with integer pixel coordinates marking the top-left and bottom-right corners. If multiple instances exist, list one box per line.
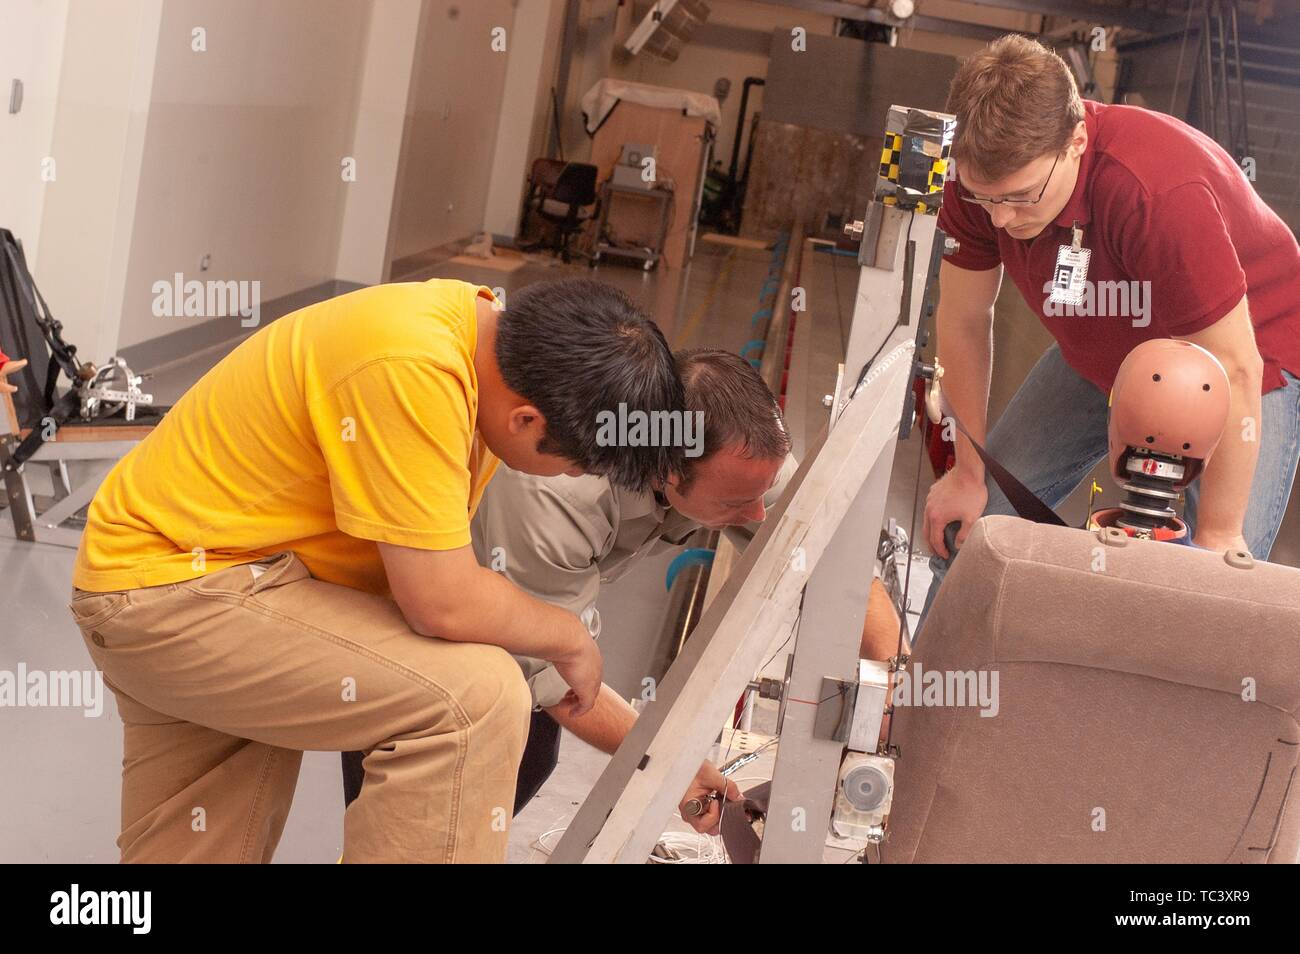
left=1050, top=243, right=1091, bottom=306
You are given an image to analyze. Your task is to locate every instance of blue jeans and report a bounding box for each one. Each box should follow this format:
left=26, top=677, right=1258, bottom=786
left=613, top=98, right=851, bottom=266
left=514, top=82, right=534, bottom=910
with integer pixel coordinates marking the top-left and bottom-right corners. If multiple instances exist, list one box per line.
left=916, top=344, right=1300, bottom=639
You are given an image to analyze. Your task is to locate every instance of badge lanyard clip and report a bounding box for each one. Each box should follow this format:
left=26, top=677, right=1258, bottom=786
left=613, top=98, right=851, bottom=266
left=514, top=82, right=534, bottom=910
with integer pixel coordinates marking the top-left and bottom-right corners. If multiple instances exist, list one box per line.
left=1050, top=220, right=1091, bottom=307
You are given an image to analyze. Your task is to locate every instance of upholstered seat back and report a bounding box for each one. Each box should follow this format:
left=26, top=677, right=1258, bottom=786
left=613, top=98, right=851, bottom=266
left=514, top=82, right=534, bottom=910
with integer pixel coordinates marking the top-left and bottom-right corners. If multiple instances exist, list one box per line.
left=882, top=516, right=1300, bottom=863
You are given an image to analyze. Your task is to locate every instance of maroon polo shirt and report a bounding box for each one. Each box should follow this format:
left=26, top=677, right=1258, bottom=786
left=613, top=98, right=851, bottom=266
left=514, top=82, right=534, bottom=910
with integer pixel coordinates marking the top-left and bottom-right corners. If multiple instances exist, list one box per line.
left=938, top=99, right=1300, bottom=394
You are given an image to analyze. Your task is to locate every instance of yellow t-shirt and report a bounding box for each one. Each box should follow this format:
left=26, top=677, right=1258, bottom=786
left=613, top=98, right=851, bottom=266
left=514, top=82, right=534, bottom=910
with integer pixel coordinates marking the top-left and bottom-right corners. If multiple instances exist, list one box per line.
left=73, top=279, right=500, bottom=596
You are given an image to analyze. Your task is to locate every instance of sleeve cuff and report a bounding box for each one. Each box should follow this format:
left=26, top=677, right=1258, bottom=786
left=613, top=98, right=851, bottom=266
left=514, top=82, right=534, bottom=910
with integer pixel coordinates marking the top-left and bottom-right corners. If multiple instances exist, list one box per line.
left=1160, top=282, right=1247, bottom=338
left=944, top=251, right=1002, bottom=272
left=334, top=510, right=471, bottom=550
left=529, top=665, right=573, bottom=709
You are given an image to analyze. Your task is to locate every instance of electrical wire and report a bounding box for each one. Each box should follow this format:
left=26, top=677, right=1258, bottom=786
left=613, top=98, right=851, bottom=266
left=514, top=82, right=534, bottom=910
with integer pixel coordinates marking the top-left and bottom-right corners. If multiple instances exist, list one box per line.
left=849, top=210, right=916, bottom=400
left=715, top=590, right=806, bottom=855
left=647, top=831, right=729, bottom=864
left=533, top=825, right=729, bottom=863
left=532, top=827, right=568, bottom=857
left=720, top=737, right=777, bottom=775
left=884, top=362, right=931, bottom=754
left=758, top=616, right=797, bottom=675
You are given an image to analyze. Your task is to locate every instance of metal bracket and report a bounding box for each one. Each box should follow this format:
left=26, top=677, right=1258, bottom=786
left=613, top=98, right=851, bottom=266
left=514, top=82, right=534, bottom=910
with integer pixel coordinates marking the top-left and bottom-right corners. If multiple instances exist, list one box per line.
left=900, top=227, right=954, bottom=441
left=0, top=440, right=35, bottom=541
left=813, top=660, right=890, bottom=753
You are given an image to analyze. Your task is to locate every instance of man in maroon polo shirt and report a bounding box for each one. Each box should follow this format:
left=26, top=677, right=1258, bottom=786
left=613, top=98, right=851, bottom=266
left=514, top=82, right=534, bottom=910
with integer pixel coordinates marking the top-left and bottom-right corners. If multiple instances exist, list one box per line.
left=918, top=35, right=1300, bottom=628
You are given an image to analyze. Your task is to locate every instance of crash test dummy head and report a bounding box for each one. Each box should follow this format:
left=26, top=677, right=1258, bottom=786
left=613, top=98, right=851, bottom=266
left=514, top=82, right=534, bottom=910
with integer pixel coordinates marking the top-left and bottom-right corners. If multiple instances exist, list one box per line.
left=1096, top=339, right=1231, bottom=539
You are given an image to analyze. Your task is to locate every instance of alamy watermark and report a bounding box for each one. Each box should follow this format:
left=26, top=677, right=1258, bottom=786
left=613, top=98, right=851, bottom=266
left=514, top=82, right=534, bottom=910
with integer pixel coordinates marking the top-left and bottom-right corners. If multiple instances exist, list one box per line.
left=0, top=664, right=104, bottom=717
left=890, top=662, right=999, bottom=718
left=50, top=884, right=150, bottom=934
left=152, top=272, right=260, bottom=328
left=1042, top=279, right=1152, bottom=327
left=595, top=403, right=705, bottom=458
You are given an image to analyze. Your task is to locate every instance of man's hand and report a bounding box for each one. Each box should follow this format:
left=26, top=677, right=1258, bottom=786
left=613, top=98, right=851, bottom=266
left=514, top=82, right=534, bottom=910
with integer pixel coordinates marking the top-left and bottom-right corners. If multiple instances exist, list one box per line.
left=678, top=760, right=743, bottom=835
left=551, top=634, right=603, bottom=718
left=0, top=358, right=28, bottom=395
left=922, top=466, right=988, bottom=558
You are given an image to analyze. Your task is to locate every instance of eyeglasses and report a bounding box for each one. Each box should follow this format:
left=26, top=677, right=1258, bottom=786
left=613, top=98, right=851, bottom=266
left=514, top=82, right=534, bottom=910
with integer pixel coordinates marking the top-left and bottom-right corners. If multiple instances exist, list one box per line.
left=957, top=153, right=1060, bottom=206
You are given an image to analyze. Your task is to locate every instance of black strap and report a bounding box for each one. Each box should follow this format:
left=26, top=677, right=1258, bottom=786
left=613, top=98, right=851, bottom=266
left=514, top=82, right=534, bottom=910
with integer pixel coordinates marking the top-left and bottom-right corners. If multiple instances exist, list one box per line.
left=944, top=411, right=1067, bottom=528
left=9, top=389, right=77, bottom=468
left=43, top=351, right=60, bottom=411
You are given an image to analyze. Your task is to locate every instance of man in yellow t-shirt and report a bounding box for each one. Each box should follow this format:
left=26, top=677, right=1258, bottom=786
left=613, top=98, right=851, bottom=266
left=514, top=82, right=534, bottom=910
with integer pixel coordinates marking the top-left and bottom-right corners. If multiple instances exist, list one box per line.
left=66, top=277, right=684, bottom=864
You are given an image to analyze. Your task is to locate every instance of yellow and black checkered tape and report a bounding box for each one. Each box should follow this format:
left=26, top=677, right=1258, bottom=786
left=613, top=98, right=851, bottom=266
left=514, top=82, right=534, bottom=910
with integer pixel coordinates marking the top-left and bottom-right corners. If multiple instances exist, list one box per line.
left=879, top=129, right=953, bottom=214
left=880, top=137, right=949, bottom=190
left=927, top=157, right=949, bottom=193
left=879, top=133, right=903, bottom=183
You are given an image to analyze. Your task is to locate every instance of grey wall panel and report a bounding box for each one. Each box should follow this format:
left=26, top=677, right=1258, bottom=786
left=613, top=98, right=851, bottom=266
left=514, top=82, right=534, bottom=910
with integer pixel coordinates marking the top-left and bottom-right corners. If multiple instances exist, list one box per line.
left=763, top=32, right=958, bottom=137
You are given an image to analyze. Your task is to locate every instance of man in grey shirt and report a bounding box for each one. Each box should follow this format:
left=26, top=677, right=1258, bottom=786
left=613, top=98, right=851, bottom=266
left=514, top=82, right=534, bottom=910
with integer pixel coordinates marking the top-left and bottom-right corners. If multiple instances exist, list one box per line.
left=342, top=349, right=794, bottom=834
left=477, top=350, right=799, bottom=831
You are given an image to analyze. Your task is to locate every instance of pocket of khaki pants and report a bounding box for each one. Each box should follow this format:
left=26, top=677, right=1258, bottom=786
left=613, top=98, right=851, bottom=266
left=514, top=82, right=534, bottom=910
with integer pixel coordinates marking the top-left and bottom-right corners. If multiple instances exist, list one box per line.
left=238, top=550, right=308, bottom=595
left=67, top=590, right=130, bottom=629
left=177, top=551, right=301, bottom=599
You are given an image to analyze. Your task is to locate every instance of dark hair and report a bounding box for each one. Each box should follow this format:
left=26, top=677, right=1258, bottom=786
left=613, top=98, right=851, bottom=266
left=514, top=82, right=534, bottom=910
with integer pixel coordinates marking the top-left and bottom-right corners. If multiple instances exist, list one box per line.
left=947, top=34, right=1084, bottom=182
left=495, top=278, right=684, bottom=493
left=675, top=348, right=790, bottom=490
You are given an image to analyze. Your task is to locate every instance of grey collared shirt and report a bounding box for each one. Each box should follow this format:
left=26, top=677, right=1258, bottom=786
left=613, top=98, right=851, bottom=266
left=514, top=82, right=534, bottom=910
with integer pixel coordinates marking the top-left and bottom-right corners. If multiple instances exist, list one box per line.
left=470, top=456, right=796, bottom=707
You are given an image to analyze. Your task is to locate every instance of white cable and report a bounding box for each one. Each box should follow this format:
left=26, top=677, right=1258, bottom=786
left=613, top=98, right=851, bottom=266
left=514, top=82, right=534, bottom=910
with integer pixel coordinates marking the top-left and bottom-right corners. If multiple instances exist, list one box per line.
left=648, top=829, right=729, bottom=864
left=531, top=827, right=567, bottom=857
left=530, top=825, right=730, bottom=863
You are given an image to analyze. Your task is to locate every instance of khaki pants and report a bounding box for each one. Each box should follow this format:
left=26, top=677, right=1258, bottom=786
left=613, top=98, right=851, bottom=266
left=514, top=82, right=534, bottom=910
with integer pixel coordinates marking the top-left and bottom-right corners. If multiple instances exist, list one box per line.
left=68, top=551, right=531, bottom=863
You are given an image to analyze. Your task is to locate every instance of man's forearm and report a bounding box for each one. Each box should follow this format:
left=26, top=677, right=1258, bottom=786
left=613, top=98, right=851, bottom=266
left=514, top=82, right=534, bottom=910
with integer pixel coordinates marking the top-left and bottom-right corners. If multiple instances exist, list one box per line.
left=544, top=683, right=637, bottom=754
left=431, top=564, right=588, bottom=662
left=381, top=542, right=590, bottom=661
left=542, top=606, right=906, bottom=752
left=937, top=312, right=994, bottom=478
left=1191, top=360, right=1263, bottom=547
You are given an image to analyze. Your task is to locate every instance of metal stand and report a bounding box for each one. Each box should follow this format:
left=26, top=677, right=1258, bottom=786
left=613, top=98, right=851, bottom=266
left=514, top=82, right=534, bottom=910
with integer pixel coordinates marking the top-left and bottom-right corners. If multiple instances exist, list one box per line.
left=550, top=187, right=942, bottom=864
left=549, top=328, right=915, bottom=863
left=592, top=183, right=674, bottom=271
left=2, top=438, right=142, bottom=547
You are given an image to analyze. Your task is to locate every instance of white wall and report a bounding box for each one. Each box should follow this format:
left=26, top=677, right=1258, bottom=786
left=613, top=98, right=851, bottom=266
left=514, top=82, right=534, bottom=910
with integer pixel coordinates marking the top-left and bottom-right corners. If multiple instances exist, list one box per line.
left=335, top=0, right=426, bottom=286
left=19, top=0, right=591, bottom=359
left=558, top=0, right=622, bottom=164
left=34, top=0, right=164, bottom=362
left=114, top=0, right=371, bottom=350
left=0, top=0, right=71, bottom=273
left=481, top=0, right=568, bottom=241
left=388, top=0, right=519, bottom=263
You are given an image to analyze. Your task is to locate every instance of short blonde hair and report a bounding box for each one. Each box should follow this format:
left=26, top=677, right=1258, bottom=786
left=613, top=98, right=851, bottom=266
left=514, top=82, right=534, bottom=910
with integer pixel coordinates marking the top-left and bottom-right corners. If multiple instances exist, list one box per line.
left=947, top=34, right=1084, bottom=182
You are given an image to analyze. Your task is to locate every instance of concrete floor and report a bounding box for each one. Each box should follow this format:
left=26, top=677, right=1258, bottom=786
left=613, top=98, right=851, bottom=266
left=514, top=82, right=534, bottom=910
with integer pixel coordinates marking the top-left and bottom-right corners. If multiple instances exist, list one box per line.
left=3, top=236, right=1296, bottom=863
